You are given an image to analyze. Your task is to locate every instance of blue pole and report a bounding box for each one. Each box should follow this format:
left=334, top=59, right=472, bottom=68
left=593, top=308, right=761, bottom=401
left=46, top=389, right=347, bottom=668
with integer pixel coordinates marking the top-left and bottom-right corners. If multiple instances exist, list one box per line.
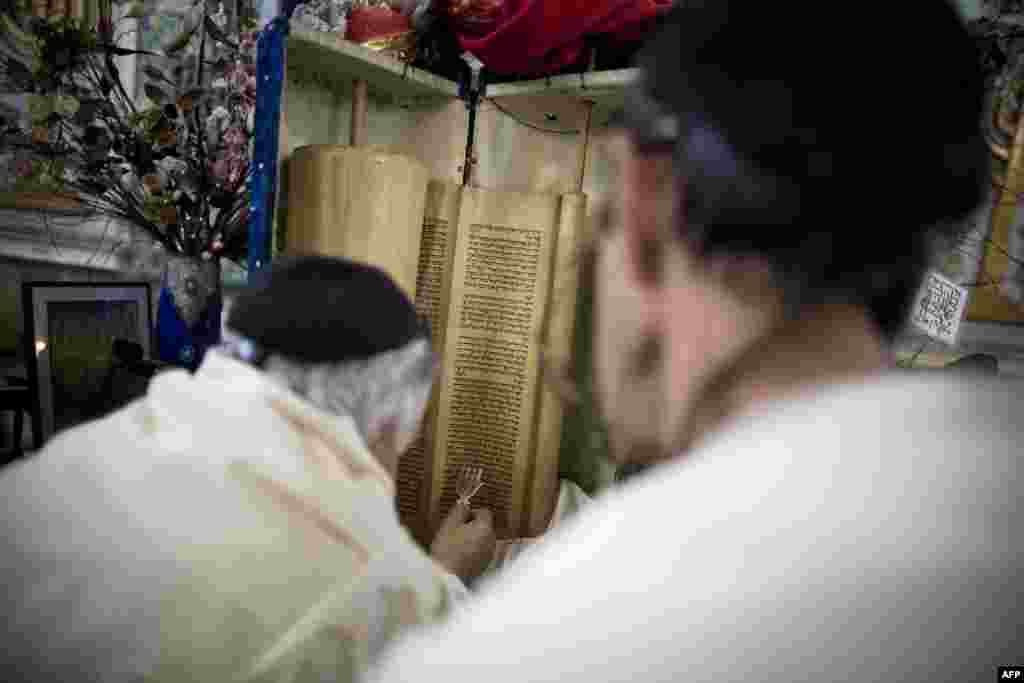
left=249, top=15, right=290, bottom=276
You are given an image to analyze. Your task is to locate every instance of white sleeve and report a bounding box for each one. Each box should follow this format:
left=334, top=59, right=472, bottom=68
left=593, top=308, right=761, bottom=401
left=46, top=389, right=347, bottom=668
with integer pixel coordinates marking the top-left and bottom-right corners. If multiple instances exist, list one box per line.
left=366, top=394, right=1024, bottom=683
left=0, top=414, right=185, bottom=683
left=437, top=568, right=471, bottom=607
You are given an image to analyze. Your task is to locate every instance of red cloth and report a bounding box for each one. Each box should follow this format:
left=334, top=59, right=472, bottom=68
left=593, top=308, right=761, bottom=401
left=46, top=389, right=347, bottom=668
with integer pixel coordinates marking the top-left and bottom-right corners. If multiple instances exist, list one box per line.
left=445, top=0, right=672, bottom=76
left=346, top=5, right=413, bottom=44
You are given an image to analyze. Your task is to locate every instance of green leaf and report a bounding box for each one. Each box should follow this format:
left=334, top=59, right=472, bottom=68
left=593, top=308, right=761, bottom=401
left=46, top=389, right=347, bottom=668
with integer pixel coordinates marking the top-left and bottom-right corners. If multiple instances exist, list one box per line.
left=26, top=94, right=53, bottom=122
left=54, top=95, right=80, bottom=118
left=164, top=26, right=197, bottom=55
left=48, top=158, right=66, bottom=180
left=0, top=14, right=38, bottom=53
left=124, top=2, right=152, bottom=19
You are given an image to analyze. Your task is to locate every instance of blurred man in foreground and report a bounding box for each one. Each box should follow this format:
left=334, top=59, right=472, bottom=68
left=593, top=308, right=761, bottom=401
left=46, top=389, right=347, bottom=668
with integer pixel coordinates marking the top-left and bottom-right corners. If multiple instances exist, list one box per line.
left=369, top=2, right=1023, bottom=681
left=0, top=256, right=494, bottom=682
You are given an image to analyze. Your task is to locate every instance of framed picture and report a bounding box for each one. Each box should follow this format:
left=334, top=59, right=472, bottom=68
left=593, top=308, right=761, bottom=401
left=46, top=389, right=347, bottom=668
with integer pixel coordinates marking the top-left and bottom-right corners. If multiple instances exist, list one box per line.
left=22, top=282, right=152, bottom=443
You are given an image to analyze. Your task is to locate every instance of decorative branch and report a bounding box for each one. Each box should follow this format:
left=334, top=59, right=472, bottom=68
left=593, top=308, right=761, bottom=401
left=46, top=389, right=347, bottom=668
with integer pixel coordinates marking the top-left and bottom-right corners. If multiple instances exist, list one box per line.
left=0, top=0, right=257, bottom=264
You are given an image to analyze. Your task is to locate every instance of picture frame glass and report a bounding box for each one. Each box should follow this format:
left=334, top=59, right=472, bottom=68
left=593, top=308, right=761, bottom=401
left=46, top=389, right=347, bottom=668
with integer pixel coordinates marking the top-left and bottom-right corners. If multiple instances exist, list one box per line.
left=26, top=284, right=152, bottom=442
left=46, top=299, right=146, bottom=433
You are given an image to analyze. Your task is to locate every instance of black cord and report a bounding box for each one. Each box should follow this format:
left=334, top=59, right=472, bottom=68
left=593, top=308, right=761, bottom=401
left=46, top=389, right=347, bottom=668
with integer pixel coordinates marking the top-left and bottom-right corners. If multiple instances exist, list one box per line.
left=903, top=340, right=931, bottom=369
left=910, top=340, right=930, bottom=363
left=462, top=88, right=478, bottom=186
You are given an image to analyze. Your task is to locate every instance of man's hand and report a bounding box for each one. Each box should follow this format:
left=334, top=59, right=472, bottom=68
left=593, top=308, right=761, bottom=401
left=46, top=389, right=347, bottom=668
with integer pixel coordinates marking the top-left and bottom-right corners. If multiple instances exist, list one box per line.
left=429, top=504, right=496, bottom=584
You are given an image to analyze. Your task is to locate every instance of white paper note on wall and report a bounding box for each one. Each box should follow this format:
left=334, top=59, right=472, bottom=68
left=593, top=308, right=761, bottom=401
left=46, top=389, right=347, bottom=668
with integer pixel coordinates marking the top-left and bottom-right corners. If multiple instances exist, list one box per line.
left=909, top=269, right=970, bottom=345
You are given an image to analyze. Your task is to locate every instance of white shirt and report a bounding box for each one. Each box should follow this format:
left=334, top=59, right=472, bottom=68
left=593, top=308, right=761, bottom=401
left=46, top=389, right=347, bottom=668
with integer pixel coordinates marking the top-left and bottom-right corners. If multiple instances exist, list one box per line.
left=369, top=373, right=1023, bottom=682
left=0, top=350, right=466, bottom=683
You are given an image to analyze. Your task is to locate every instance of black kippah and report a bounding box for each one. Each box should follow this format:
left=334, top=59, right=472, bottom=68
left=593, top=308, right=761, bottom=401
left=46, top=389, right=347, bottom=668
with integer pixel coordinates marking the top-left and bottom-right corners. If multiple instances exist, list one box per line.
left=637, top=0, right=987, bottom=225
left=227, top=255, right=427, bottom=364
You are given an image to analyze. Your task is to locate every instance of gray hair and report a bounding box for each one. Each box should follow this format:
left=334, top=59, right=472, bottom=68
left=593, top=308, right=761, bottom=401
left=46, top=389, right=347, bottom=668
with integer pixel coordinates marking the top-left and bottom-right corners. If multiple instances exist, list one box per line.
left=222, top=330, right=437, bottom=447
left=263, top=338, right=437, bottom=447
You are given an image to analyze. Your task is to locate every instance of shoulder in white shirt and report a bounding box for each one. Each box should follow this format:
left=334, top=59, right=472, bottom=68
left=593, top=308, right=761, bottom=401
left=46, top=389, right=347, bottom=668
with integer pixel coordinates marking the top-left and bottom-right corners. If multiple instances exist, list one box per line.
left=368, top=374, right=1024, bottom=683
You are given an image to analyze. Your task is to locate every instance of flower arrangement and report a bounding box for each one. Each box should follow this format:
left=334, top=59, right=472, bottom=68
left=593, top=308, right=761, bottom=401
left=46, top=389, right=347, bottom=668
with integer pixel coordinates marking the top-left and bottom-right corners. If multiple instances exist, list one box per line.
left=968, top=5, right=1024, bottom=186
left=0, top=0, right=258, bottom=264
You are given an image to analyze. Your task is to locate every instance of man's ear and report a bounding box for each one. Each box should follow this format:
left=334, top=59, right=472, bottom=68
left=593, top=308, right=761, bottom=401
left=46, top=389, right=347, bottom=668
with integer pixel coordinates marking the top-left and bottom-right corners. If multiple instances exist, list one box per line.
left=368, top=414, right=401, bottom=477
left=617, top=144, right=676, bottom=347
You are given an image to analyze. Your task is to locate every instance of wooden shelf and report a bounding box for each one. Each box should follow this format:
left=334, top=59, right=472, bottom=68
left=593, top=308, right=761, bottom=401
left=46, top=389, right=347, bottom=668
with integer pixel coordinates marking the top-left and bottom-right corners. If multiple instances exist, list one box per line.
left=287, top=22, right=458, bottom=100
left=487, top=68, right=639, bottom=101
left=0, top=192, right=83, bottom=212
left=475, top=68, right=641, bottom=134
left=486, top=68, right=639, bottom=125
left=286, top=21, right=637, bottom=121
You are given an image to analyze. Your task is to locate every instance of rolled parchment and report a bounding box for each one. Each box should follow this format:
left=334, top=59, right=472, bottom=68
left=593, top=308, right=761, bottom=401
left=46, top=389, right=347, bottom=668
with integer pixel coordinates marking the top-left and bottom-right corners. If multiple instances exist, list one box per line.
left=286, top=145, right=429, bottom=300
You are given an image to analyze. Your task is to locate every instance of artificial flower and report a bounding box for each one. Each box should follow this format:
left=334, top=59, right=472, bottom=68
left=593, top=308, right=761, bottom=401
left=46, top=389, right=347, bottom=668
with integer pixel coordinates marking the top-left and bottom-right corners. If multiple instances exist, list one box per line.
left=119, top=169, right=141, bottom=194
left=26, top=94, right=52, bottom=122
left=13, top=157, right=34, bottom=177
left=159, top=204, right=178, bottom=225
left=1, top=0, right=254, bottom=264
left=205, top=105, right=231, bottom=146
left=156, top=157, right=189, bottom=177
left=240, top=76, right=257, bottom=105
left=239, top=30, right=257, bottom=53
left=223, top=126, right=247, bottom=151
left=226, top=158, right=246, bottom=186
left=97, top=17, right=113, bottom=43
left=156, top=127, right=178, bottom=147
left=54, top=95, right=79, bottom=117
left=142, top=173, right=163, bottom=192
left=210, top=158, right=230, bottom=182
left=229, top=62, right=256, bottom=87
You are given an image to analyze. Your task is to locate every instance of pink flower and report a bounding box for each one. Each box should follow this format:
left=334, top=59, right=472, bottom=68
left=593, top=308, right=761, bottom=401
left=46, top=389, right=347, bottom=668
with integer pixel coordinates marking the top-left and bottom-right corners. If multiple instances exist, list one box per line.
left=228, top=63, right=255, bottom=87
left=209, top=158, right=230, bottom=181
left=240, top=31, right=257, bottom=53
left=97, top=17, right=113, bottom=42
left=223, top=127, right=247, bottom=151
left=240, top=76, right=257, bottom=106
left=226, top=159, right=246, bottom=186
left=14, top=158, right=34, bottom=177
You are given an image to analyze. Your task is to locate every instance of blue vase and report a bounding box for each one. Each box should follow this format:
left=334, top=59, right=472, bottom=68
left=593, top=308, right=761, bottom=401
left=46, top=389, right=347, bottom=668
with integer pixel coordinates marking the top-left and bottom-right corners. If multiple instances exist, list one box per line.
left=156, top=254, right=222, bottom=371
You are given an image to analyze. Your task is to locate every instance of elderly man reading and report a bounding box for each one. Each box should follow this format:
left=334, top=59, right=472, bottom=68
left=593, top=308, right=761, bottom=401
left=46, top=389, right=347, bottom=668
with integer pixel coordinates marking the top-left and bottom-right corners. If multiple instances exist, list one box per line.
left=0, top=255, right=495, bottom=683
